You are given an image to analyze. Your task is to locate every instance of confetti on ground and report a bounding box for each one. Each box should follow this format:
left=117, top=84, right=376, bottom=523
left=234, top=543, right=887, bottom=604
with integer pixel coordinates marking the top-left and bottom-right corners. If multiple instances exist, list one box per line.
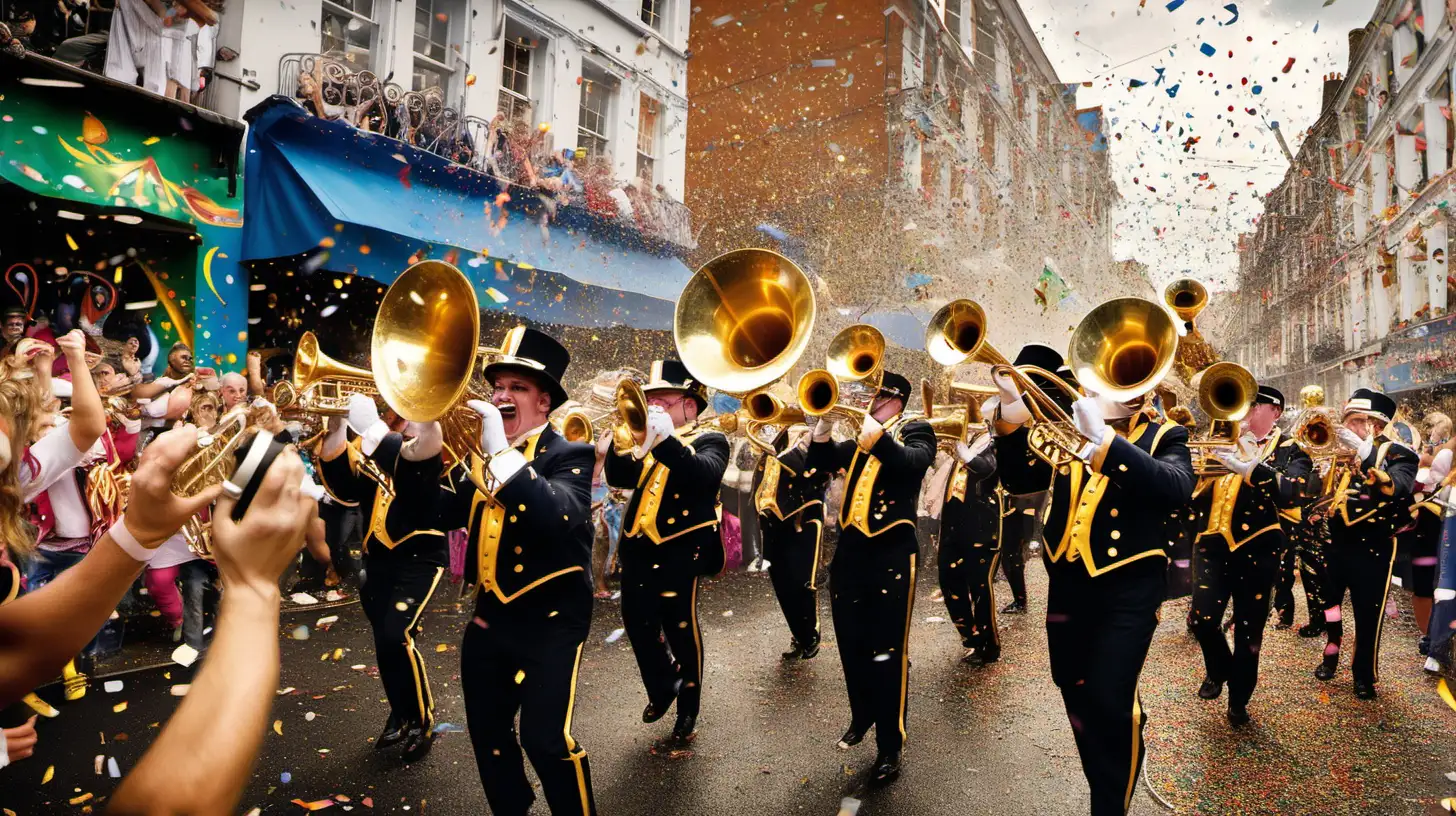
left=273, top=720, right=284, bottom=736
left=107, top=757, right=120, bottom=778
left=171, top=644, right=199, bottom=667
left=838, top=797, right=862, bottom=816
left=103, top=680, right=124, bottom=693
left=605, top=628, right=625, bottom=643
left=291, top=625, right=311, bottom=640
left=41, top=765, right=53, bottom=784
left=291, top=593, right=319, bottom=605
left=112, top=702, right=128, bottom=713
left=290, top=799, right=335, bottom=811
left=1440, top=678, right=1456, bottom=712
left=316, top=615, right=339, bottom=629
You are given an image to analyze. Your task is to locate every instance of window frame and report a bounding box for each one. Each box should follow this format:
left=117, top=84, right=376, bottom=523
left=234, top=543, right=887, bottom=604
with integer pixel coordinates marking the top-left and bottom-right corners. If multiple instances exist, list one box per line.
left=577, top=64, right=615, bottom=160
left=320, top=0, right=379, bottom=69
left=636, top=91, right=660, bottom=183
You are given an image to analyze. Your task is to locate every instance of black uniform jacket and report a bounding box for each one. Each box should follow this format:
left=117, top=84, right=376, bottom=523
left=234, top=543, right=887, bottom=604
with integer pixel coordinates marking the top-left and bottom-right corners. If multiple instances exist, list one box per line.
left=940, top=444, right=1000, bottom=545
left=439, top=424, right=594, bottom=608
left=997, top=413, right=1195, bottom=577
left=605, top=428, right=730, bottom=574
left=319, top=432, right=447, bottom=562
left=1191, top=429, right=1313, bottom=552
left=1322, top=439, right=1419, bottom=544
left=755, top=442, right=830, bottom=524
left=806, top=416, right=937, bottom=551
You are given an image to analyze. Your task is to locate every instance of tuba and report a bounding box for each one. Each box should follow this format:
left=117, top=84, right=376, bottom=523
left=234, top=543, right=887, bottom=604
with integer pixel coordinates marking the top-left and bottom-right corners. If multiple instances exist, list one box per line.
left=796, top=324, right=886, bottom=429
left=170, top=409, right=253, bottom=559
left=272, top=331, right=381, bottom=417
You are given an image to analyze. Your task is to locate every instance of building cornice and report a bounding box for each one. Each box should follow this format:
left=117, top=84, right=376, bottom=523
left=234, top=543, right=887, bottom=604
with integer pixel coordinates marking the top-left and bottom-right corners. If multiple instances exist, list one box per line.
left=504, top=0, right=688, bottom=103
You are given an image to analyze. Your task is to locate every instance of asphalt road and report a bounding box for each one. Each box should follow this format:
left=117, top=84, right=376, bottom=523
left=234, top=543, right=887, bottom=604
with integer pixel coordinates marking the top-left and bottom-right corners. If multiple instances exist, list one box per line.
left=4, top=563, right=1456, bottom=815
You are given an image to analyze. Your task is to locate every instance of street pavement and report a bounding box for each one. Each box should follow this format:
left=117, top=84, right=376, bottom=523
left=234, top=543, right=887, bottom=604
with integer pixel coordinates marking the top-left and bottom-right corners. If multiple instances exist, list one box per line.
left=4, top=563, right=1456, bottom=815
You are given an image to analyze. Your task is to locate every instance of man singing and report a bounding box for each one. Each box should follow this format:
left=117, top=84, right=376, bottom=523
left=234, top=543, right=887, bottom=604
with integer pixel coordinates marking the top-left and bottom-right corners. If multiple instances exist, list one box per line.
left=806, top=371, right=935, bottom=785
left=756, top=424, right=830, bottom=660
left=605, top=359, right=728, bottom=747
left=995, top=371, right=1193, bottom=816
left=1188, top=386, right=1311, bottom=727
left=318, top=394, right=446, bottom=762
left=441, top=326, right=597, bottom=815
left=1312, top=387, right=1417, bottom=699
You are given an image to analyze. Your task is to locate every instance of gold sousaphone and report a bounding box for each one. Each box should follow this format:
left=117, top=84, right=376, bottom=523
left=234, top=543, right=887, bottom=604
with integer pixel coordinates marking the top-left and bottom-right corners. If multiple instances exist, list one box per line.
left=796, top=324, right=885, bottom=428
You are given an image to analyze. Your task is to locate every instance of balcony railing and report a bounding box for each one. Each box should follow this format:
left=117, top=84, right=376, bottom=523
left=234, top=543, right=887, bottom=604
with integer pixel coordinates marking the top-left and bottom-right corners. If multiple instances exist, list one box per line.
left=277, top=53, right=694, bottom=251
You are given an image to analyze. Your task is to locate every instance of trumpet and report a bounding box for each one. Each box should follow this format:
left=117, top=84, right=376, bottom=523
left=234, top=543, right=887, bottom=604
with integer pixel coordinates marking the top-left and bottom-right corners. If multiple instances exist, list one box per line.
left=920, top=378, right=992, bottom=451
left=170, top=409, right=252, bottom=559
left=272, top=331, right=381, bottom=417
left=1186, top=361, right=1259, bottom=475
left=742, top=390, right=808, bottom=455
left=797, top=324, right=885, bottom=428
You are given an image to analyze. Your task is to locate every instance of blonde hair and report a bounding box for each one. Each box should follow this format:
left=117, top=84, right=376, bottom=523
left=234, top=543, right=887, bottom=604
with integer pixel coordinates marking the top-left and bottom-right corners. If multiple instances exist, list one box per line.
left=0, top=378, right=45, bottom=561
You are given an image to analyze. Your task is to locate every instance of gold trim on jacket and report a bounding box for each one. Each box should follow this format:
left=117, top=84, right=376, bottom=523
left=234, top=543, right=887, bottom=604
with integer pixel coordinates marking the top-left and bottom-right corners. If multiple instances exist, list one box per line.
left=624, top=430, right=721, bottom=544
left=839, top=416, right=915, bottom=538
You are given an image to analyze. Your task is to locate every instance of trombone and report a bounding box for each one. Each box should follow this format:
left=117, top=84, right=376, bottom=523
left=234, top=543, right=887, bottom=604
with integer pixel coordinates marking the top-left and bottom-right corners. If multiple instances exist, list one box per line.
left=796, top=324, right=886, bottom=429
left=920, top=378, right=992, bottom=452
left=270, top=331, right=381, bottom=418
left=1161, top=279, right=1260, bottom=475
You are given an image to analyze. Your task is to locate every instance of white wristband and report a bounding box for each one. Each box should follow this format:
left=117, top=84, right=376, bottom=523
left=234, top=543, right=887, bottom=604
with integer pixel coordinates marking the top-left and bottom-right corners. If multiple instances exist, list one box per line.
left=108, top=517, right=158, bottom=563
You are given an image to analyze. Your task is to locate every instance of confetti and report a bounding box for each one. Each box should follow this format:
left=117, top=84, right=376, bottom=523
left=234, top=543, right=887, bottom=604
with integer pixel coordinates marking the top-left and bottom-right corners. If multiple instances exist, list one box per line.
left=1440, top=678, right=1456, bottom=713
left=273, top=719, right=284, bottom=736
left=290, top=799, right=336, bottom=811
left=42, top=765, right=53, bottom=784
left=605, top=628, right=625, bottom=643
left=103, top=680, right=123, bottom=693
left=107, top=757, right=121, bottom=778
left=171, top=684, right=190, bottom=697
left=112, top=702, right=128, bottom=713
left=291, top=592, right=320, bottom=605
left=172, top=643, right=199, bottom=667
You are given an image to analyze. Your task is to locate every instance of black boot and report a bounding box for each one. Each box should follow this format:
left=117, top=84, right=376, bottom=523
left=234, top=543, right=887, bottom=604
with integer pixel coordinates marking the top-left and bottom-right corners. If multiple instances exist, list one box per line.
left=1313, top=657, right=1337, bottom=682
left=871, top=750, right=902, bottom=784
left=670, top=713, right=697, bottom=745
left=375, top=713, right=406, bottom=750
left=1000, top=600, right=1027, bottom=615
left=1352, top=680, right=1377, bottom=700
left=836, top=723, right=869, bottom=750
left=1197, top=678, right=1224, bottom=700
left=781, top=640, right=804, bottom=659
left=799, top=638, right=820, bottom=660
left=1297, top=622, right=1325, bottom=638
left=1227, top=704, right=1250, bottom=728
left=1273, top=611, right=1294, bottom=630
left=399, top=721, right=435, bottom=762
left=642, top=678, right=682, bottom=724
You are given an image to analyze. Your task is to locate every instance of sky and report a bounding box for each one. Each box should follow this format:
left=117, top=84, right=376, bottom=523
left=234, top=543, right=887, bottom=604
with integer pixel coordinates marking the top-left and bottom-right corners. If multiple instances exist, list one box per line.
left=1018, top=0, right=1382, bottom=291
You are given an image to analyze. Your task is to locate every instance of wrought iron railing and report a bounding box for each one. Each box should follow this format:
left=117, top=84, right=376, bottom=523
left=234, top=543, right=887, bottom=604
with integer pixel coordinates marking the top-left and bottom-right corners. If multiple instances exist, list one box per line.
left=277, top=53, right=693, bottom=250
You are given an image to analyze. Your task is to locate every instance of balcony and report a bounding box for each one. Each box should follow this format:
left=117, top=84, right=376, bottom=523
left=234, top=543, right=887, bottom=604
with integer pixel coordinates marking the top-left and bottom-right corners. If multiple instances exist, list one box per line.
left=277, top=53, right=694, bottom=252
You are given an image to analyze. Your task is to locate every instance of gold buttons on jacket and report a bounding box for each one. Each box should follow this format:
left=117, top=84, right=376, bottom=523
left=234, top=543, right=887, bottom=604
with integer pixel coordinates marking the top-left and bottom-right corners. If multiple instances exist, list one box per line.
left=1110, top=508, right=1119, bottom=518
left=1107, top=548, right=1118, bottom=557
left=1110, top=530, right=1121, bottom=540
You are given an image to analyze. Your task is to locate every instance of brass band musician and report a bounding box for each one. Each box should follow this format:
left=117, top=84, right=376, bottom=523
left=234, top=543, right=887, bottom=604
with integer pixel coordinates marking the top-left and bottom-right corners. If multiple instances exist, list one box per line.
left=755, top=422, right=831, bottom=661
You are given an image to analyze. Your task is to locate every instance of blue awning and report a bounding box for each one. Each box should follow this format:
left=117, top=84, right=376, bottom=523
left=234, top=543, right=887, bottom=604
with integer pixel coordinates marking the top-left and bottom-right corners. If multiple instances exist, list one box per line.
left=241, top=97, right=689, bottom=329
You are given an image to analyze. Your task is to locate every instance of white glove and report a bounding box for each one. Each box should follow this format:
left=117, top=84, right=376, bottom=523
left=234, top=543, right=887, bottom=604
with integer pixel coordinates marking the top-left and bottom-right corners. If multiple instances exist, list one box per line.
left=300, top=473, right=326, bottom=501
left=1072, top=396, right=1108, bottom=449
left=956, top=432, right=993, bottom=465
left=400, top=420, right=443, bottom=461
left=992, top=369, right=1030, bottom=426
left=1212, top=447, right=1256, bottom=479
left=346, top=393, right=388, bottom=455
left=812, top=417, right=834, bottom=442
left=1335, top=427, right=1373, bottom=461
left=467, top=400, right=509, bottom=456
left=631, top=406, right=675, bottom=459
left=857, top=411, right=885, bottom=450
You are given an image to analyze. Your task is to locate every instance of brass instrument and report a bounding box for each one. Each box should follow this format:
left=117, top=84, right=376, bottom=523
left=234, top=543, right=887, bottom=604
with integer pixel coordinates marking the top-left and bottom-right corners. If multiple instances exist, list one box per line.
left=170, top=409, right=252, bottom=559
left=920, top=378, right=992, bottom=451
left=1293, top=384, right=1350, bottom=469
left=675, top=247, right=816, bottom=404
left=1165, top=278, right=1218, bottom=380
left=272, top=331, right=381, bottom=417
left=742, top=390, right=808, bottom=455
left=554, top=407, right=596, bottom=444
left=797, top=324, right=885, bottom=428
left=610, top=377, right=649, bottom=455
left=1187, top=361, right=1259, bottom=475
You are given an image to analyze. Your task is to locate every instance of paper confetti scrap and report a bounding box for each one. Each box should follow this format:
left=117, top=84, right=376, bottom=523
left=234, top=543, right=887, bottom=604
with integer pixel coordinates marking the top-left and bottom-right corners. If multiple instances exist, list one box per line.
left=605, top=628, right=625, bottom=643
left=172, top=643, right=199, bottom=667
left=290, top=799, right=336, bottom=811
left=273, top=719, right=284, bottom=736
left=42, top=765, right=54, bottom=784
left=103, top=680, right=124, bottom=693
left=112, top=702, right=128, bottom=713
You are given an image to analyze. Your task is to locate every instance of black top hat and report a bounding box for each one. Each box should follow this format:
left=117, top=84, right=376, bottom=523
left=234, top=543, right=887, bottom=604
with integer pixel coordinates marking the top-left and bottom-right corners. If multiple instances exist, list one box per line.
left=1343, top=387, right=1395, bottom=424
left=483, top=326, right=570, bottom=410
left=1014, top=343, right=1064, bottom=373
left=877, top=371, right=912, bottom=406
left=2, top=306, right=27, bottom=319
left=1255, top=385, right=1285, bottom=410
left=644, top=359, right=708, bottom=413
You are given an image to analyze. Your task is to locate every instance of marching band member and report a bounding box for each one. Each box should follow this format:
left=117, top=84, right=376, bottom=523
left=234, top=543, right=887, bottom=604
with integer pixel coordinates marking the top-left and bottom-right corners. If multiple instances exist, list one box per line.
left=1188, top=386, right=1311, bottom=727
left=806, top=371, right=935, bottom=785
left=318, top=394, right=446, bottom=762
left=605, top=359, right=728, bottom=747
left=995, top=367, right=1193, bottom=816
left=936, top=427, right=1001, bottom=665
left=439, top=327, right=597, bottom=815
left=755, top=424, right=830, bottom=660
left=1311, top=388, right=1418, bottom=699
left=1403, top=445, right=1450, bottom=659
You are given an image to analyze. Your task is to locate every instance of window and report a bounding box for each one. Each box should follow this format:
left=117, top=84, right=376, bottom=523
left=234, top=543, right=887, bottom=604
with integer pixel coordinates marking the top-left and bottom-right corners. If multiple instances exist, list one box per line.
left=636, top=93, right=659, bottom=182
left=640, top=0, right=662, bottom=30
left=499, top=37, right=534, bottom=121
left=321, top=0, right=377, bottom=67
left=578, top=66, right=614, bottom=159
left=945, top=0, right=963, bottom=48
left=412, top=0, right=460, bottom=91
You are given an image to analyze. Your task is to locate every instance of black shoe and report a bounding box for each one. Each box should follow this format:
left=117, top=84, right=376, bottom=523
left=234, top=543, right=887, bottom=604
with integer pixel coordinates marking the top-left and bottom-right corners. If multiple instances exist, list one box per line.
left=1227, top=705, right=1250, bottom=728
left=670, top=714, right=697, bottom=745
left=800, top=639, right=820, bottom=660
left=870, top=750, right=902, bottom=785
left=642, top=679, right=682, bottom=724
left=1001, top=601, right=1027, bottom=615
left=1353, top=681, right=1377, bottom=700
left=1313, top=661, right=1337, bottom=682
left=1297, top=622, right=1325, bottom=638
left=375, top=714, right=406, bottom=750
left=1197, top=678, right=1224, bottom=700
left=1418, top=635, right=1431, bottom=657
left=836, top=724, right=869, bottom=750
left=781, top=640, right=804, bottom=659
left=962, top=647, right=1000, bottom=666
left=399, top=722, right=435, bottom=763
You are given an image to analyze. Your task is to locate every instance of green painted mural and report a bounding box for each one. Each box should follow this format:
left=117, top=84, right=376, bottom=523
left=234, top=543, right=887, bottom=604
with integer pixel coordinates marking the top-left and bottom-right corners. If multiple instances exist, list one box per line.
left=0, top=68, right=248, bottom=370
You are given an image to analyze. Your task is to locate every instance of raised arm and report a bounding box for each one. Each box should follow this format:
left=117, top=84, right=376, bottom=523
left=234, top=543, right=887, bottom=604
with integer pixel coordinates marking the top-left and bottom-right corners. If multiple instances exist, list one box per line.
left=649, top=432, right=729, bottom=486
left=1251, top=443, right=1313, bottom=509
left=56, top=331, right=105, bottom=451
left=866, top=420, right=936, bottom=476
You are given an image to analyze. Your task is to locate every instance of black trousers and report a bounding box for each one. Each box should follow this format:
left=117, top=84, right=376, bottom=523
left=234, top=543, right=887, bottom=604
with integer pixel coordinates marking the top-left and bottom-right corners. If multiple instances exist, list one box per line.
left=1274, top=520, right=1327, bottom=625
left=1398, top=510, right=1443, bottom=598
left=830, top=532, right=918, bottom=754
left=300, top=501, right=362, bottom=585
left=462, top=591, right=595, bottom=816
left=1322, top=531, right=1397, bottom=685
left=1000, top=492, right=1042, bottom=605
left=1046, top=556, right=1165, bottom=816
left=619, top=533, right=708, bottom=719
left=763, top=511, right=823, bottom=649
left=937, top=497, right=1001, bottom=653
left=359, top=550, right=445, bottom=727
left=1190, top=535, right=1280, bottom=709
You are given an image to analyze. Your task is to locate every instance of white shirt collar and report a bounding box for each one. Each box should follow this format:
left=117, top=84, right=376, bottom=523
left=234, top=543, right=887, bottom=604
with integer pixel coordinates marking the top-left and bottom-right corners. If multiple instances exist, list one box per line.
left=509, top=423, right=550, bottom=450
